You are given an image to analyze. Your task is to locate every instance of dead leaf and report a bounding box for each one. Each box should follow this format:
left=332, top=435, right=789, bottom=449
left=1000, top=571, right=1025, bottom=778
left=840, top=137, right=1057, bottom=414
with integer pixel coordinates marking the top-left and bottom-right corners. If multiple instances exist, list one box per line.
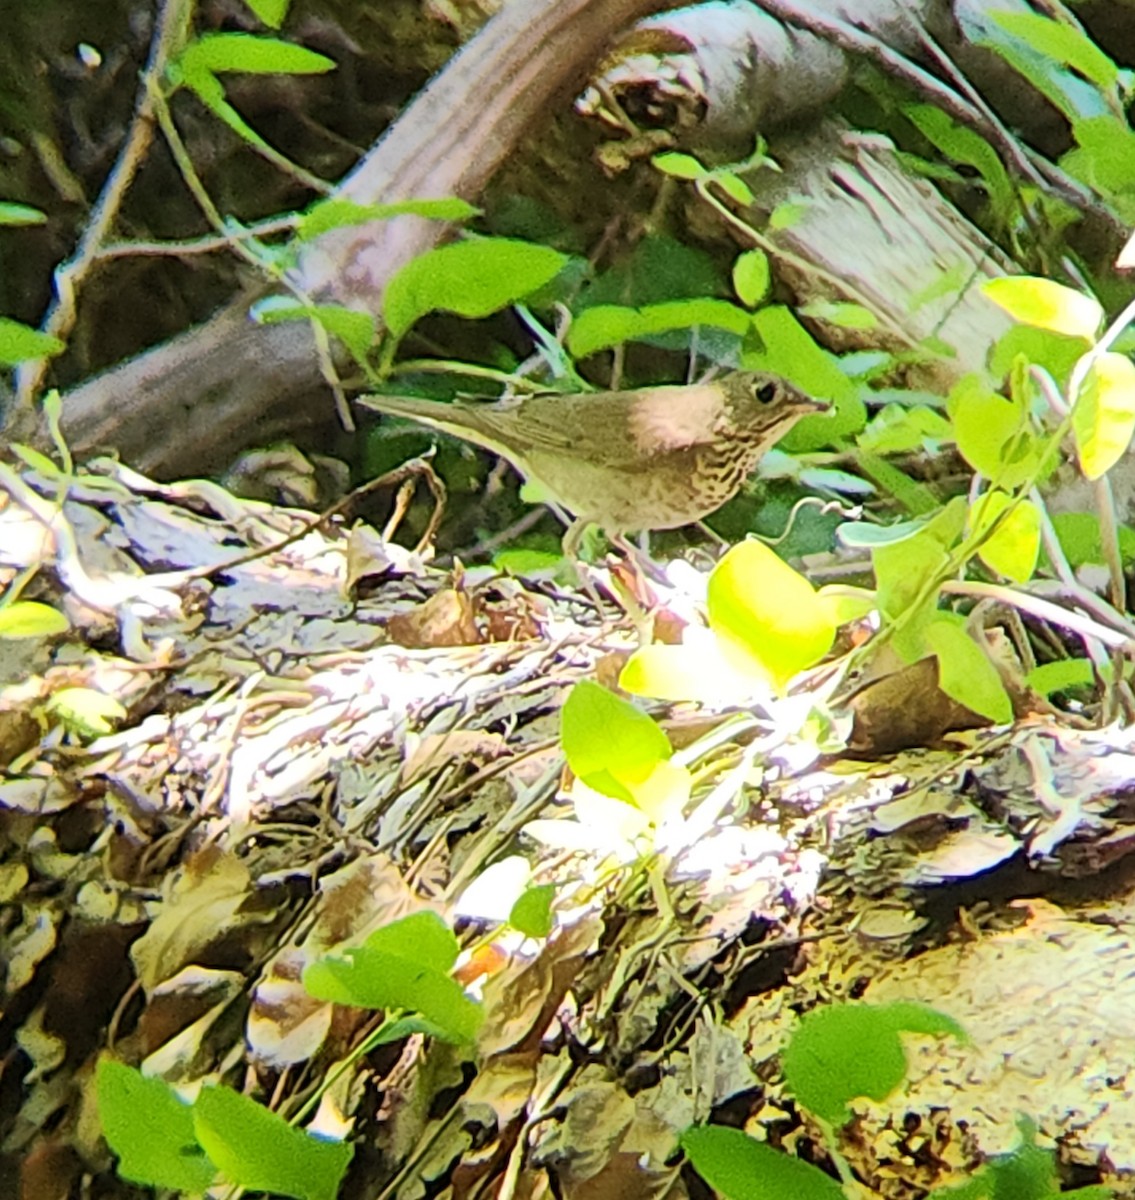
left=387, top=587, right=480, bottom=647
left=130, top=848, right=261, bottom=993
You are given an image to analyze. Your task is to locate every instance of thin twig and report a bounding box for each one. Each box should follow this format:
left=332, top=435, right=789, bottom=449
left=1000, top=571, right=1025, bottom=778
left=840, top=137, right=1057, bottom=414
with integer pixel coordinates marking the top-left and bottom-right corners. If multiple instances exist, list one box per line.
left=13, top=0, right=193, bottom=410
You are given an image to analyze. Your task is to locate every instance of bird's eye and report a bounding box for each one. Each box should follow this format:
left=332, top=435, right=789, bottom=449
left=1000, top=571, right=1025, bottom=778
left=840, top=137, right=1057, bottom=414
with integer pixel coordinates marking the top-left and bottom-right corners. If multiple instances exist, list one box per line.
left=755, top=381, right=778, bottom=404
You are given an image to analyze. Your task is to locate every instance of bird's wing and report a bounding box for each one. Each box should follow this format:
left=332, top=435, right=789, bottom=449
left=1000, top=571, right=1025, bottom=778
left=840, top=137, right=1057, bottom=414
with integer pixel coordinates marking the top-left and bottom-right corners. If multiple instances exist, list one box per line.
left=492, top=385, right=724, bottom=464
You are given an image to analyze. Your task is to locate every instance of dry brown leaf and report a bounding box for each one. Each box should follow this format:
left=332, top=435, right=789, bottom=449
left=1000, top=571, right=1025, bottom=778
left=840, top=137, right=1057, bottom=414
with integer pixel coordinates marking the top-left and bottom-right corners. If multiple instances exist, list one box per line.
left=130, top=848, right=260, bottom=994
left=387, top=587, right=480, bottom=647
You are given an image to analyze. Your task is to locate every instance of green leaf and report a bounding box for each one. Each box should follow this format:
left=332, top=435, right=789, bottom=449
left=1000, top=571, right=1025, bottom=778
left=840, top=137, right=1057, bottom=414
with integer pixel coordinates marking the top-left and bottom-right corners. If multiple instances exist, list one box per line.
left=947, top=375, right=1039, bottom=486
left=0, top=317, right=65, bottom=366
left=580, top=234, right=720, bottom=308
left=972, top=492, right=1040, bottom=583
left=193, top=1085, right=351, bottom=1200
left=904, top=104, right=1015, bottom=226
left=46, top=687, right=125, bottom=737
left=991, top=11, right=1118, bottom=95
left=982, top=277, right=1103, bottom=340
left=97, top=1060, right=217, bottom=1193
left=509, top=884, right=555, bottom=938
left=1027, top=658, right=1096, bottom=698
left=1051, top=510, right=1135, bottom=568
left=872, top=529, right=949, bottom=622
left=854, top=454, right=940, bottom=516
left=651, top=151, right=707, bottom=180
left=9, top=442, right=64, bottom=477
left=925, top=618, right=1014, bottom=724
left=565, top=298, right=751, bottom=358
left=244, top=0, right=290, bottom=28
left=782, top=1002, right=966, bottom=1126
left=768, top=200, right=809, bottom=230
left=715, top=171, right=755, bottom=206
left=363, top=910, right=458, bottom=974
left=681, top=1125, right=845, bottom=1200
left=384, top=238, right=569, bottom=338
left=493, top=547, right=562, bottom=576
left=297, top=197, right=478, bottom=241
left=253, top=298, right=375, bottom=363
left=619, top=640, right=775, bottom=706
left=797, top=300, right=879, bottom=330
left=989, top=323, right=1090, bottom=387
left=732, top=249, right=770, bottom=308
left=0, top=201, right=46, bottom=226
left=1062, top=116, right=1135, bottom=221
left=745, top=306, right=866, bottom=449
left=858, top=404, right=953, bottom=455
left=0, top=601, right=70, bottom=639
left=560, top=680, right=672, bottom=802
left=178, top=33, right=334, bottom=77
left=706, top=541, right=836, bottom=691
left=1072, top=351, right=1135, bottom=479
left=816, top=586, right=876, bottom=627
left=304, top=912, right=482, bottom=1045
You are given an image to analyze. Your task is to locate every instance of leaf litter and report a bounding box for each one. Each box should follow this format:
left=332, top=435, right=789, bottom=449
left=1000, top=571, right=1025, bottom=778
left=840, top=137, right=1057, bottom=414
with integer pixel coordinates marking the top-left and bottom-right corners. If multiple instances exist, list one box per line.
left=4, top=457, right=1135, bottom=1196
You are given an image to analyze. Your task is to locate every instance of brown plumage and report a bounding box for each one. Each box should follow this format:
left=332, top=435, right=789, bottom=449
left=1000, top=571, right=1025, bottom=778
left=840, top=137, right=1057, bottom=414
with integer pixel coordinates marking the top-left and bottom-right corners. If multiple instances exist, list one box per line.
left=357, top=371, right=824, bottom=551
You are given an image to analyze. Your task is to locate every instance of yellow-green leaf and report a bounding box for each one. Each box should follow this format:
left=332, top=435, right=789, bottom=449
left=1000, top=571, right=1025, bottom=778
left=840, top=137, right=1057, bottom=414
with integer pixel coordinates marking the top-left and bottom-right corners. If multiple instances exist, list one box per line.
left=982, top=276, right=1103, bottom=340
left=1072, top=351, right=1135, bottom=479
left=0, top=601, right=70, bottom=639
left=816, top=586, right=877, bottom=627
left=732, top=249, right=770, bottom=308
left=706, top=541, right=836, bottom=691
left=925, top=619, right=1013, bottom=724
left=947, top=374, right=1038, bottom=485
left=972, top=492, right=1041, bottom=583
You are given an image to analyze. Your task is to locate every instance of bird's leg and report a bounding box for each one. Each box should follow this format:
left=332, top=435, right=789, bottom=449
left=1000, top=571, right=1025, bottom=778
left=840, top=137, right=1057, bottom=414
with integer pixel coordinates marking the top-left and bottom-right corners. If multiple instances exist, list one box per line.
left=560, top=517, right=609, bottom=615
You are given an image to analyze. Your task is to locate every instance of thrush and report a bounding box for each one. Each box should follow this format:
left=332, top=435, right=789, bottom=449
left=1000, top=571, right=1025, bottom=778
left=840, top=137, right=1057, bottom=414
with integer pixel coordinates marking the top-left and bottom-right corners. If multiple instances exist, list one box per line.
left=357, top=371, right=824, bottom=554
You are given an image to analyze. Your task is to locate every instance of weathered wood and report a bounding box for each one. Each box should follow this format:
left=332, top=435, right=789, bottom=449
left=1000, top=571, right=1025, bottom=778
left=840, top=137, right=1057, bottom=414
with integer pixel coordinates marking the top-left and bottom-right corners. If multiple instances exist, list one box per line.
left=36, top=0, right=688, bottom=476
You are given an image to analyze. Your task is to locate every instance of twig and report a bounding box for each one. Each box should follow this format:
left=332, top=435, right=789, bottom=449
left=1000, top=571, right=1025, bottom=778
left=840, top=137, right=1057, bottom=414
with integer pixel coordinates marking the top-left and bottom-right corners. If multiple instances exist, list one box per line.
left=13, top=0, right=193, bottom=411
left=942, top=579, right=1134, bottom=649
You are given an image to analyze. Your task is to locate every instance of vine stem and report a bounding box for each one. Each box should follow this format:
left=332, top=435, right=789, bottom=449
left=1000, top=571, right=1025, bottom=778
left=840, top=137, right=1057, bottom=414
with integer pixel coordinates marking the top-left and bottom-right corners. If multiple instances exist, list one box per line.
left=13, top=0, right=194, bottom=412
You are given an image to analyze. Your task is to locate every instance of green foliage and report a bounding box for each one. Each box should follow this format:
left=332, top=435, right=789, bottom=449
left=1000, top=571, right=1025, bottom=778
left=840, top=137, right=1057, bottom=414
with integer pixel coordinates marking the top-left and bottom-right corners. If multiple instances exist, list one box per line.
left=244, top=0, right=291, bottom=29
left=971, top=491, right=1041, bottom=583
left=303, top=910, right=483, bottom=1043
left=509, top=883, right=555, bottom=939
left=733, top=249, right=770, bottom=307
left=707, top=540, right=837, bottom=691
left=783, top=1001, right=967, bottom=1126
left=296, top=196, right=479, bottom=241
left=983, top=277, right=1102, bottom=341
left=1026, top=658, right=1096, bottom=698
left=903, top=104, right=1016, bottom=230
left=383, top=237, right=570, bottom=339
left=681, top=1126, right=845, bottom=1200
left=682, top=1003, right=1113, bottom=1200
left=566, top=298, right=750, bottom=358
left=578, top=233, right=722, bottom=308
left=560, top=680, right=674, bottom=805
left=1072, top=353, right=1135, bottom=479
left=193, top=1085, right=352, bottom=1200
left=97, top=1060, right=217, bottom=1194
left=0, top=317, right=65, bottom=366
left=0, top=601, right=69, bottom=639
left=0, top=201, right=46, bottom=226
left=925, top=616, right=1013, bottom=723
left=45, top=686, right=125, bottom=738
left=928, top=1117, right=1113, bottom=1200
left=97, top=1060, right=352, bottom=1200
left=177, top=32, right=334, bottom=78
left=253, top=297, right=376, bottom=365
left=1050, top=512, right=1135, bottom=568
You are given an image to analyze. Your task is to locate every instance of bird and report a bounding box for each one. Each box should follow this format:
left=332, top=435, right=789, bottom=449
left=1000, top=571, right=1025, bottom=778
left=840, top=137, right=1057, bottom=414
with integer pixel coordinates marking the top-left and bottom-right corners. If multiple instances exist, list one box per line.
left=356, top=371, right=825, bottom=556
